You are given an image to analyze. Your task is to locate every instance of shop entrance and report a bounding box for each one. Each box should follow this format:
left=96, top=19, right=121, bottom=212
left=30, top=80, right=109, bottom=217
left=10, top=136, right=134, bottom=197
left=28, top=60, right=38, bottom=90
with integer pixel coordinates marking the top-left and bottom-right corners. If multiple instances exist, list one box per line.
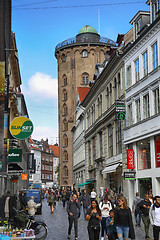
left=139, top=178, right=152, bottom=197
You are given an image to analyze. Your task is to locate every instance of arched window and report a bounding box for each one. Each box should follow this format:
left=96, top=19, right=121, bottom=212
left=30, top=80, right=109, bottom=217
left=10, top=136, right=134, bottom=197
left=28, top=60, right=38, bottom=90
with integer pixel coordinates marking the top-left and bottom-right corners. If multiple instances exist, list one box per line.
left=63, top=150, right=68, bottom=161
left=114, top=78, right=117, bottom=100
left=63, top=89, right=67, bottom=101
left=62, top=54, right=66, bottom=62
left=64, top=180, right=68, bottom=185
left=118, top=73, right=121, bottom=97
left=82, top=50, right=88, bottom=58
left=82, top=73, right=89, bottom=85
left=63, top=74, right=67, bottom=86
left=64, top=166, right=68, bottom=176
left=63, top=119, right=68, bottom=131
left=110, top=83, right=112, bottom=105
left=63, top=134, right=68, bottom=147
left=63, top=104, right=68, bottom=115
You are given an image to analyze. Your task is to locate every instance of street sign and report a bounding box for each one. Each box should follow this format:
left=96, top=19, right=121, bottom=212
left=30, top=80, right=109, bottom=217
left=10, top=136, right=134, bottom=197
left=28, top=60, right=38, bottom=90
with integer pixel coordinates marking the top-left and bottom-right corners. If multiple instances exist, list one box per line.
left=124, top=172, right=135, bottom=180
left=8, top=149, right=22, bottom=162
left=127, top=149, right=135, bottom=169
left=115, top=100, right=126, bottom=120
left=10, top=116, right=33, bottom=140
left=22, top=174, right=28, bottom=180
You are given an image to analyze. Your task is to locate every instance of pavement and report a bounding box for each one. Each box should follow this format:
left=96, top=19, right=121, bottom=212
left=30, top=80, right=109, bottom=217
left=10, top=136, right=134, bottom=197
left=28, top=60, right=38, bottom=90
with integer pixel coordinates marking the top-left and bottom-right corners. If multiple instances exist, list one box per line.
left=36, top=199, right=154, bottom=240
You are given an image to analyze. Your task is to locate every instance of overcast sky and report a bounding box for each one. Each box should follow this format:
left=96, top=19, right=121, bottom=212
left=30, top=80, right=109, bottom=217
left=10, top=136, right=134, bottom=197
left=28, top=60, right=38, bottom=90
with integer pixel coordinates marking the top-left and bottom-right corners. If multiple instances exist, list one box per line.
left=12, top=0, right=149, bottom=143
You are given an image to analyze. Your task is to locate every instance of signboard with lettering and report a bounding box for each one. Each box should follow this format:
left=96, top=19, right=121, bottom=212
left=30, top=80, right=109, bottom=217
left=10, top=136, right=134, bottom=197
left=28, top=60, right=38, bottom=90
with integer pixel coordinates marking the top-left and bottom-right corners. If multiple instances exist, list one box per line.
left=127, top=149, right=135, bottom=169
left=124, top=172, right=135, bottom=180
left=115, top=100, right=126, bottom=120
left=10, top=116, right=33, bottom=140
left=8, top=149, right=22, bottom=162
left=155, top=135, right=160, bottom=168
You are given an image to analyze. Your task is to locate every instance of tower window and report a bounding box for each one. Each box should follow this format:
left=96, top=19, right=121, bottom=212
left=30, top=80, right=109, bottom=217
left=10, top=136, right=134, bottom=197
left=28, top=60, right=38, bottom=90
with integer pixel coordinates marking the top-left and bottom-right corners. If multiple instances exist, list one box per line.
left=82, top=50, right=88, bottom=58
left=82, top=73, right=89, bottom=85
left=62, top=54, right=66, bottom=62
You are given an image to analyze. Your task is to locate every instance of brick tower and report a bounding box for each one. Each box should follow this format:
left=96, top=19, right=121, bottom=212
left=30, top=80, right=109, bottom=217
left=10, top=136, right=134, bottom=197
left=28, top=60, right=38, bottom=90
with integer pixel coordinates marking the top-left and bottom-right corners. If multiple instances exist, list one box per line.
left=55, top=25, right=116, bottom=187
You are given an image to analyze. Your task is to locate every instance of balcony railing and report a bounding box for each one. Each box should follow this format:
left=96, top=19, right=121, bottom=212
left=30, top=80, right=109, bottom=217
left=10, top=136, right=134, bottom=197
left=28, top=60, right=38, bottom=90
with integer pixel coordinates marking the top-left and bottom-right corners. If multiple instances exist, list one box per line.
left=55, top=36, right=117, bottom=52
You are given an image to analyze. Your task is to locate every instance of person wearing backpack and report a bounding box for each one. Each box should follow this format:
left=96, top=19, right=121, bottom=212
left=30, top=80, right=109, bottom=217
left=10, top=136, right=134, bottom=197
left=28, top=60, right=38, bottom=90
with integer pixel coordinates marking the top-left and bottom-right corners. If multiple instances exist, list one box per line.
left=99, top=196, right=112, bottom=240
left=132, top=192, right=142, bottom=227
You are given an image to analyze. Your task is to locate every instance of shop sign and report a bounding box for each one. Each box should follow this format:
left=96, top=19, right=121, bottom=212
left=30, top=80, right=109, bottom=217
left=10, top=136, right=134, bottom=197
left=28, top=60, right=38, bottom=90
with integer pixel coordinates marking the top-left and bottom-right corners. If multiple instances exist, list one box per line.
left=124, top=172, right=135, bottom=180
left=155, top=136, right=160, bottom=168
left=10, top=116, right=33, bottom=140
left=8, top=149, right=22, bottom=162
left=22, top=174, right=28, bottom=180
left=115, top=100, right=126, bottom=120
left=127, top=149, right=134, bottom=169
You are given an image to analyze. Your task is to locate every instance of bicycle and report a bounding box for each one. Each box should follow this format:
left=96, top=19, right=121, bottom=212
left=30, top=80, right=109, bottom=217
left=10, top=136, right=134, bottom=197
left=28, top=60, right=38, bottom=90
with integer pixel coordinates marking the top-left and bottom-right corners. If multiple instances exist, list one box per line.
left=12, top=208, right=48, bottom=240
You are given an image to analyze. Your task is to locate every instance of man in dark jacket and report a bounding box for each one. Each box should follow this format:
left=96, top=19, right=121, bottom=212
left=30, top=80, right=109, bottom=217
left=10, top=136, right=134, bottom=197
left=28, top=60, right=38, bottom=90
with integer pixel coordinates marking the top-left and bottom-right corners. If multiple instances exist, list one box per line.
left=82, top=189, right=91, bottom=220
left=67, top=194, right=79, bottom=240
left=138, top=194, right=151, bottom=240
left=132, top=192, right=142, bottom=227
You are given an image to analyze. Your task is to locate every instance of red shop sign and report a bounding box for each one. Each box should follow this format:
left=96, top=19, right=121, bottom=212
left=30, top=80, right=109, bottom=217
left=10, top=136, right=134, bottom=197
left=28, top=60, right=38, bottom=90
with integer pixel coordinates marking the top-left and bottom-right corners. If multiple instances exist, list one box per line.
left=127, top=149, right=135, bottom=169
left=155, top=136, right=160, bottom=168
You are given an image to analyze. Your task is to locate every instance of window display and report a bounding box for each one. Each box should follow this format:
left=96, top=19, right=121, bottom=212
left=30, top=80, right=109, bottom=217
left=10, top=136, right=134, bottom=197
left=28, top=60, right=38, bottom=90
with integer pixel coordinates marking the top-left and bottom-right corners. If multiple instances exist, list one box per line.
left=137, top=139, right=151, bottom=170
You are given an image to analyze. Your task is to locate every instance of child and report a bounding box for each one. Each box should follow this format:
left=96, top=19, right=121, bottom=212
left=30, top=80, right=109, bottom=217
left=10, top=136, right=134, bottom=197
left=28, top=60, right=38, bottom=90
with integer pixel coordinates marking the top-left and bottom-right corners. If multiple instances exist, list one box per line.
left=106, top=210, right=116, bottom=240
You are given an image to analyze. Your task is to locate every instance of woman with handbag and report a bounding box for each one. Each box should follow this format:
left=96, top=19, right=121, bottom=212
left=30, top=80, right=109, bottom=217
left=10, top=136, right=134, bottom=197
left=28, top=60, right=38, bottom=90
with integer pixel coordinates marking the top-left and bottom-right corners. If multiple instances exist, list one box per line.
left=86, top=200, right=102, bottom=240
left=47, top=191, right=55, bottom=214
left=113, top=196, right=135, bottom=240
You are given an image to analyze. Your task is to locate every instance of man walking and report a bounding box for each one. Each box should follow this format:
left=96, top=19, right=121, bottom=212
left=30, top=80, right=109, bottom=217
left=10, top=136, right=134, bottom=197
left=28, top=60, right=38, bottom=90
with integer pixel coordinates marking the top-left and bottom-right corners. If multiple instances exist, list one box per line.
left=138, top=194, right=151, bottom=240
left=82, top=189, right=91, bottom=220
left=67, top=194, right=79, bottom=240
left=149, top=195, right=160, bottom=240
left=132, top=192, right=142, bottom=227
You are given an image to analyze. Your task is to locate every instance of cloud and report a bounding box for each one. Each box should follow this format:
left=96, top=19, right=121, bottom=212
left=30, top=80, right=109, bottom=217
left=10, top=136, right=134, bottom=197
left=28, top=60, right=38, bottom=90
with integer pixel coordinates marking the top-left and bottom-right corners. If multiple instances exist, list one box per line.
left=31, top=126, right=58, bottom=144
left=22, top=72, right=58, bottom=101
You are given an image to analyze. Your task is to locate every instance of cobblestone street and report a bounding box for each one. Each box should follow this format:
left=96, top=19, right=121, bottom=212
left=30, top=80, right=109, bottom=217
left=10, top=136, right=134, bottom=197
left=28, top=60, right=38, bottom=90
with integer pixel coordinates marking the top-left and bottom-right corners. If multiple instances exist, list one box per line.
left=36, top=199, right=154, bottom=240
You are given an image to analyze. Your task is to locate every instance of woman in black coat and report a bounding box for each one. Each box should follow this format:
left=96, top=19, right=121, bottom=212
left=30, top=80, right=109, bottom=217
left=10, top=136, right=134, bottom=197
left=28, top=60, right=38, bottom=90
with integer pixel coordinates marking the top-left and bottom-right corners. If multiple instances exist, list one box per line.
left=113, top=196, right=135, bottom=240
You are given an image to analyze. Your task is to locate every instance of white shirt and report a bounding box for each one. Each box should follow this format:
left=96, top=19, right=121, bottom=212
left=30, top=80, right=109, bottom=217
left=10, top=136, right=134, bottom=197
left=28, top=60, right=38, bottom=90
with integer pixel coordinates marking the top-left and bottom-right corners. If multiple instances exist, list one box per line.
left=91, top=191, right=97, bottom=199
left=99, top=201, right=112, bottom=218
left=154, top=207, right=160, bottom=227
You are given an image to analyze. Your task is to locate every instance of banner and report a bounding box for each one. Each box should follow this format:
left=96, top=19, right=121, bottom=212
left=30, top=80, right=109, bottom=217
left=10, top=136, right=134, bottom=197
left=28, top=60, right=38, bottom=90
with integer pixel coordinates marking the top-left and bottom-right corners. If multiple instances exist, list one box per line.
left=27, top=153, right=35, bottom=171
left=8, top=149, right=22, bottom=163
left=127, top=149, right=135, bottom=169
left=155, top=135, right=160, bottom=168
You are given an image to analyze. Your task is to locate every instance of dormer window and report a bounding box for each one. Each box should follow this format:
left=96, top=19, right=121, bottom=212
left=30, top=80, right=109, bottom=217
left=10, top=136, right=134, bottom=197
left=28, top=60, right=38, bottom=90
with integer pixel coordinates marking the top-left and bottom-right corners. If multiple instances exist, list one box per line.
left=151, top=0, right=160, bottom=22
left=138, top=18, right=141, bottom=32
left=82, top=50, right=88, bottom=58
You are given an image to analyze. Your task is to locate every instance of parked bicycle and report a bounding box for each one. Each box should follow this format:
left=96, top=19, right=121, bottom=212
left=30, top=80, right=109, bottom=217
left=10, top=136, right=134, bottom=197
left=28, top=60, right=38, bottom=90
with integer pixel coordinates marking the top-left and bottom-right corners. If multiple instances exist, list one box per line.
left=12, top=208, right=48, bottom=240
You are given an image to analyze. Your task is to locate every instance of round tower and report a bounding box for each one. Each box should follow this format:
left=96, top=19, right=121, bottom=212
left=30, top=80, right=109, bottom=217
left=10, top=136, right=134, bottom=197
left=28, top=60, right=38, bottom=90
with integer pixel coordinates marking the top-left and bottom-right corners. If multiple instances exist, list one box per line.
left=55, top=25, right=117, bottom=187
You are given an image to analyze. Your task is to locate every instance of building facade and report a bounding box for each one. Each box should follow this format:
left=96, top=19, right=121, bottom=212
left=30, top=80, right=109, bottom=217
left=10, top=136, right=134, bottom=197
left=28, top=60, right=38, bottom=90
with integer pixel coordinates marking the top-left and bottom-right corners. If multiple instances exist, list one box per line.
left=72, top=87, right=90, bottom=189
left=49, top=144, right=59, bottom=186
left=123, top=0, right=160, bottom=206
left=55, top=25, right=117, bottom=187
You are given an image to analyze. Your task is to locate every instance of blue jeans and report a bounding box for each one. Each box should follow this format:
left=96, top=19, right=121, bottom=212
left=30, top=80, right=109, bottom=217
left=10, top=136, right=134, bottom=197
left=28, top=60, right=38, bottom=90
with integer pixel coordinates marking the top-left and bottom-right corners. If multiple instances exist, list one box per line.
left=77, top=206, right=82, bottom=218
left=135, top=208, right=141, bottom=226
left=83, top=206, right=89, bottom=219
left=116, top=226, right=129, bottom=240
left=62, top=199, right=66, bottom=208
left=101, top=217, right=109, bottom=237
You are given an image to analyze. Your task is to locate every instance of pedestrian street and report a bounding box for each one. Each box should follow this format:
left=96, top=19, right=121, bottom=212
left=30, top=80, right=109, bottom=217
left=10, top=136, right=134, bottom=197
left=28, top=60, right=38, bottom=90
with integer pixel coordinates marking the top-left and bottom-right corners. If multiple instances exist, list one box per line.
left=37, top=199, right=154, bottom=240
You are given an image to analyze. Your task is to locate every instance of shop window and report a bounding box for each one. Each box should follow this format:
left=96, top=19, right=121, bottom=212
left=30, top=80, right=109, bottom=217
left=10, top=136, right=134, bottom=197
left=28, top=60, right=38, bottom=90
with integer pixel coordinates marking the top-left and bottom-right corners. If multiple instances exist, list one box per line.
left=82, top=50, right=88, bottom=58
left=153, top=88, right=160, bottom=115
left=155, top=135, right=160, bottom=168
left=137, top=139, right=151, bottom=170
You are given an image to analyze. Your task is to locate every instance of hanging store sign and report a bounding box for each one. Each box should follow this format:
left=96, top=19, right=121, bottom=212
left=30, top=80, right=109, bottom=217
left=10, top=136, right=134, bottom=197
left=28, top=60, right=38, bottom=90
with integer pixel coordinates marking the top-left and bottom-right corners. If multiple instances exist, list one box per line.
left=124, top=172, right=135, bottom=180
left=27, top=153, right=35, bottom=171
left=127, top=149, right=135, bottom=169
left=10, top=116, right=33, bottom=140
left=155, top=135, right=160, bottom=168
left=8, top=149, right=22, bottom=162
left=22, top=174, right=28, bottom=180
left=115, top=100, right=126, bottom=120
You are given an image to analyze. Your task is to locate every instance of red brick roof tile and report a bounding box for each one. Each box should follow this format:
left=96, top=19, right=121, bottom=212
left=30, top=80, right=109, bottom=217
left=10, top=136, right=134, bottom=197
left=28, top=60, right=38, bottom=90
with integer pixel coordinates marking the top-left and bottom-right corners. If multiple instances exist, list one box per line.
left=77, top=87, right=90, bottom=102
left=49, top=144, right=59, bottom=158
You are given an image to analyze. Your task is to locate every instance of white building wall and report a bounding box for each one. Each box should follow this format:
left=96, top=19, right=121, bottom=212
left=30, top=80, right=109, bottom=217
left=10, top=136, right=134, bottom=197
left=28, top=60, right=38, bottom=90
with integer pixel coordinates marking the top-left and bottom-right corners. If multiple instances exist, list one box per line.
left=30, top=149, right=41, bottom=183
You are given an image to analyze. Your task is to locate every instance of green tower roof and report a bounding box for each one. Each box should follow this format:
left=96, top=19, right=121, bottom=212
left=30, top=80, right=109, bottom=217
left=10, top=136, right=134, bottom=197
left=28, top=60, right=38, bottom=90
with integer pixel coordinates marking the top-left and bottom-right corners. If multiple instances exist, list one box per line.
left=78, top=25, right=98, bottom=34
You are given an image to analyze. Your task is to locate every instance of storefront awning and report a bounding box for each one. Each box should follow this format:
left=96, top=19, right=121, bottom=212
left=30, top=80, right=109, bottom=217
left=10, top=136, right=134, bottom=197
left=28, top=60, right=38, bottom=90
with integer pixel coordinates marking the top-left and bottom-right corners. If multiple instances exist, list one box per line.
left=102, top=163, right=120, bottom=174
left=78, top=180, right=95, bottom=187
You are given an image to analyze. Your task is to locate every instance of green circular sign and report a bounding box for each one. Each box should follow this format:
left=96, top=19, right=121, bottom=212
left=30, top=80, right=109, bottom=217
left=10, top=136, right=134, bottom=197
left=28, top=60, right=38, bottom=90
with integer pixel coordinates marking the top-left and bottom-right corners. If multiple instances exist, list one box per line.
left=10, top=116, right=34, bottom=140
